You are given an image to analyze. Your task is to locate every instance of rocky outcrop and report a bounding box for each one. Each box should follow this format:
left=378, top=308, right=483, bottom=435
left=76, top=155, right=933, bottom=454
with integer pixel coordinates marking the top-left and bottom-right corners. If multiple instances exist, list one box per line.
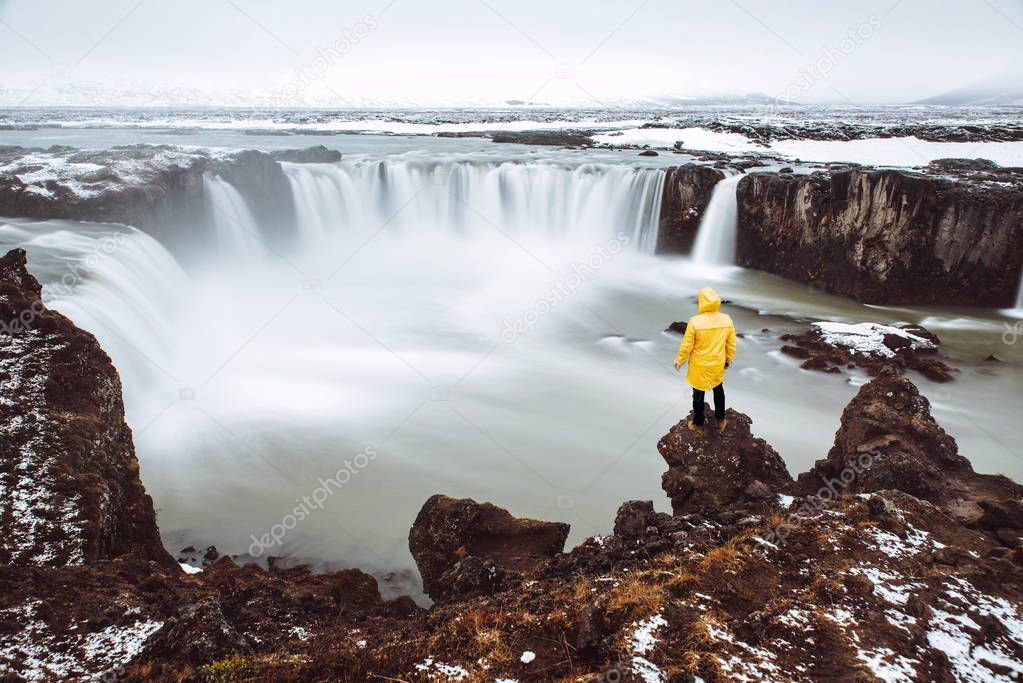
left=795, top=368, right=1023, bottom=534
left=0, top=144, right=342, bottom=242
left=736, top=164, right=1023, bottom=306
left=656, top=164, right=725, bottom=253
left=0, top=249, right=172, bottom=568
left=0, top=144, right=207, bottom=236
left=658, top=407, right=792, bottom=516
left=409, top=494, right=570, bottom=601
left=779, top=320, right=955, bottom=381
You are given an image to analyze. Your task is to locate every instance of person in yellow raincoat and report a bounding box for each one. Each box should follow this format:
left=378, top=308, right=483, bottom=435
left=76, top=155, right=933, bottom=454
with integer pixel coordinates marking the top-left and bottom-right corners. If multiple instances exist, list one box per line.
left=673, top=287, right=736, bottom=435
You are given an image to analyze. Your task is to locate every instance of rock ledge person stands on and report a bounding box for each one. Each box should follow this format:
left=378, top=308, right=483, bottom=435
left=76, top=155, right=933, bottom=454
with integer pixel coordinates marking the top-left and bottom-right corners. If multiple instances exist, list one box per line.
left=673, top=287, right=737, bottom=435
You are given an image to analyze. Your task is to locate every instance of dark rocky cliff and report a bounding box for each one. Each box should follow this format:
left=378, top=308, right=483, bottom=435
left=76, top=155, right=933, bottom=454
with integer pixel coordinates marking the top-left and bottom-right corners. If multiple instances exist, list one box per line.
left=0, top=248, right=172, bottom=568
left=735, top=160, right=1023, bottom=306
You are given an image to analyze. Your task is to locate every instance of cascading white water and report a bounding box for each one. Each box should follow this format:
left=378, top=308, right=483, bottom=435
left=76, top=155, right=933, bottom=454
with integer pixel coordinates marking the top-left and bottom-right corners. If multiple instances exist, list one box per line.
left=281, top=159, right=665, bottom=253
left=690, top=174, right=743, bottom=265
left=203, top=174, right=265, bottom=259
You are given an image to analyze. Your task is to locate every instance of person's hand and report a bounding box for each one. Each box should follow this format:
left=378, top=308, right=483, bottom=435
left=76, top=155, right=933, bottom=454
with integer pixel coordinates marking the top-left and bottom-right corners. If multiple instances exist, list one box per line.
left=725, top=360, right=732, bottom=369
left=673, top=361, right=681, bottom=372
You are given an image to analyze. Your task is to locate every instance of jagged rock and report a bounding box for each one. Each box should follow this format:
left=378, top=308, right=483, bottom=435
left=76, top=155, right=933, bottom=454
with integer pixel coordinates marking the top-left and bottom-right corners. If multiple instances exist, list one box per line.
left=409, top=494, right=570, bottom=600
left=735, top=167, right=1023, bottom=306
left=794, top=369, right=1023, bottom=533
left=0, top=249, right=173, bottom=568
left=656, top=164, right=726, bottom=253
left=638, top=150, right=659, bottom=157
left=657, top=408, right=792, bottom=516
left=613, top=500, right=676, bottom=541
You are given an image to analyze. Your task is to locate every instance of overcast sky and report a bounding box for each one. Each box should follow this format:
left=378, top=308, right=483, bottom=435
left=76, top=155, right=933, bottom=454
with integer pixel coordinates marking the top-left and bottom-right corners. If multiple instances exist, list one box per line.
left=1, top=0, right=1021, bottom=106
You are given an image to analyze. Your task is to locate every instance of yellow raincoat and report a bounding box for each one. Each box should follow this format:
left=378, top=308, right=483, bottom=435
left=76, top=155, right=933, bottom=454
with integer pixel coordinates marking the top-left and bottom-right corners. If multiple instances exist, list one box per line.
left=675, top=288, right=736, bottom=391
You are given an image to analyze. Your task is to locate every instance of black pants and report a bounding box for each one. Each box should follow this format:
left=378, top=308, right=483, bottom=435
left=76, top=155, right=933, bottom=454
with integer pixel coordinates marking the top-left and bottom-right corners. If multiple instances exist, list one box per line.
left=692, top=383, right=725, bottom=426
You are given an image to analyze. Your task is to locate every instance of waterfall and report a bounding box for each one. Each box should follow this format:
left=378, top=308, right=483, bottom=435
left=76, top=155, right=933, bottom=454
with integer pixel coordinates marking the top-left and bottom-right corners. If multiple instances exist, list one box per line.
left=691, top=174, right=743, bottom=265
left=280, top=159, right=666, bottom=252
left=203, top=174, right=265, bottom=258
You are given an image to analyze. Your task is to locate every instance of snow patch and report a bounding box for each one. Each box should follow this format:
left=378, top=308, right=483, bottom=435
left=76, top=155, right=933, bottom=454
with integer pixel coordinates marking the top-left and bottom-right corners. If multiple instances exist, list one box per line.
left=812, top=322, right=936, bottom=358
left=630, top=613, right=667, bottom=655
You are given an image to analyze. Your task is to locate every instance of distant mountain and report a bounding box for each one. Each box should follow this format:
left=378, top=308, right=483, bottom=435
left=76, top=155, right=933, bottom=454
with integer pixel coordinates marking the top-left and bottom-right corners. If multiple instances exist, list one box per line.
left=643, top=92, right=794, bottom=106
left=916, top=84, right=1023, bottom=106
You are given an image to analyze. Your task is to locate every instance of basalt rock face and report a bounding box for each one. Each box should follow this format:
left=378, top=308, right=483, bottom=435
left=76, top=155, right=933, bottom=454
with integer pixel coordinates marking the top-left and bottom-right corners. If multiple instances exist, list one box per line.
left=657, top=407, right=792, bottom=517
left=0, top=248, right=172, bottom=568
left=656, top=164, right=725, bottom=253
left=735, top=165, right=1023, bottom=306
left=409, top=494, right=570, bottom=601
left=0, top=144, right=331, bottom=243
left=794, top=368, right=1023, bottom=533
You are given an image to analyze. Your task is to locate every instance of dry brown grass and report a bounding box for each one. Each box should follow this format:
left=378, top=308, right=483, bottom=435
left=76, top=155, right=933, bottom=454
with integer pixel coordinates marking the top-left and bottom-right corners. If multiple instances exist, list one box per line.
left=810, top=574, right=845, bottom=603
left=699, top=544, right=743, bottom=575
left=607, top=571, right=666, bottom=620
left=664, top=570, right=700, bottom=598
left=551, top=574, right=594, bottom=604
left=428, top=604, right=515, bottom=664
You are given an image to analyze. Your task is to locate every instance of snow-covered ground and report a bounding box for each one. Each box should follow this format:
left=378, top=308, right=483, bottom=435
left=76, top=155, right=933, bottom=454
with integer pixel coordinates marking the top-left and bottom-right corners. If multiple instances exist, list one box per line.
left=2, top=105, right=1021, bottom=168
left=596, top=127, right=1023, bottom=166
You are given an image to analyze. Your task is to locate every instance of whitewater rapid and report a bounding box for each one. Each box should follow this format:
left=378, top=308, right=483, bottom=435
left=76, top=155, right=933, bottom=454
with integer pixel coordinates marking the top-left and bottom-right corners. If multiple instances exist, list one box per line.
left=2, top=158, right=1021, bottom=596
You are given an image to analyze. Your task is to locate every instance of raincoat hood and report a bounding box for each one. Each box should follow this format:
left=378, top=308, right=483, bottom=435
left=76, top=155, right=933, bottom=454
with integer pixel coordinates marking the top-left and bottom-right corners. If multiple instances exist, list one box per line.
left=697, top=287, right=721, bottom=314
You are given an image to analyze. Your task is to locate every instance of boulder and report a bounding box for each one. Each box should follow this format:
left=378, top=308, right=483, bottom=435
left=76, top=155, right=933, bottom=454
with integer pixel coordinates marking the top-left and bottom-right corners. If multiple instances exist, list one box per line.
left=409, top=494, right=569, bottom=600
left=657, top=408, right=792, bottom=516
left=794, top=369, right=1023, bottom=532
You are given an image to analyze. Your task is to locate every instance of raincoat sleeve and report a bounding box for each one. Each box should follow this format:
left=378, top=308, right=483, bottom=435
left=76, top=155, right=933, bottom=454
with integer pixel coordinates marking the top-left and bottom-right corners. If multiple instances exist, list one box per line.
left=725, top=321, right=737, bottom=363
left=676, top=320, right=696, bottom=367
